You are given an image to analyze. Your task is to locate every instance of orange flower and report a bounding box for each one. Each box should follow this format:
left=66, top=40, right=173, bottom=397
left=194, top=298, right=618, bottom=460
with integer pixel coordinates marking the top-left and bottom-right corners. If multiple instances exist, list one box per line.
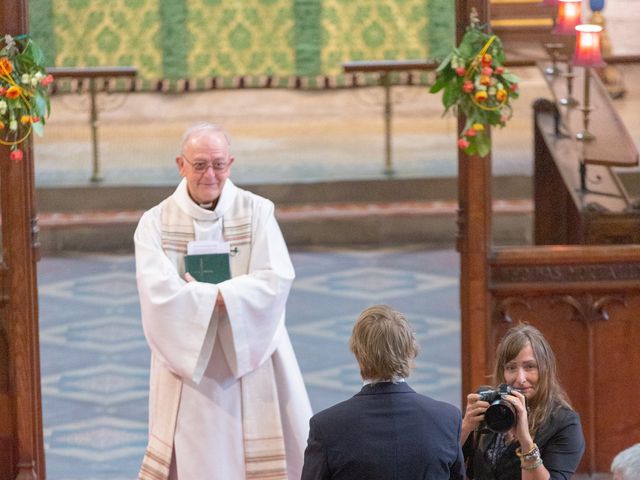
left=0, top=57, right=13, bottom=75
left=475, top=90, right=488, bottom=102
left=20, top=115, right=31, bottom=125
left=496, top=89, right=507, bottom=102
left=6, top=85, right=21, bottom=99
left=0, top=121, right=4, bottom=130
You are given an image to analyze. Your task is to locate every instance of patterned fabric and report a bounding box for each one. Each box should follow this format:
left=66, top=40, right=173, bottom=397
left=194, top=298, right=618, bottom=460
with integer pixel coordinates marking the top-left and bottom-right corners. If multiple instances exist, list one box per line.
left=30, top=0, right=454, bottom=91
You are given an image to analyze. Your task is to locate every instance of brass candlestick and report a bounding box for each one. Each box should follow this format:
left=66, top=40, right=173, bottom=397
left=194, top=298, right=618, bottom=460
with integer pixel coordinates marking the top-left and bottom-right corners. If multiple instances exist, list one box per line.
left=576, top=68, right=595, bottom=141
left=543, top=42, right=566, bottom=76
left=559, top=62, right=579, bottom=107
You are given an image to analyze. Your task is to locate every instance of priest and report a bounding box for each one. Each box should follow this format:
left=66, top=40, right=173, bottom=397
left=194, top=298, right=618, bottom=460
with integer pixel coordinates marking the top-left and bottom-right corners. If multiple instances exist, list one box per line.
left=134, top=122, right=311, bottom=480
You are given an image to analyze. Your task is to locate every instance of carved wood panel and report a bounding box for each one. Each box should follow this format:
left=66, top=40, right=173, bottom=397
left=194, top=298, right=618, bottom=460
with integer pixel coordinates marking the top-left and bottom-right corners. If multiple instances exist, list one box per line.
left=489, top=247, right=640, bottom=473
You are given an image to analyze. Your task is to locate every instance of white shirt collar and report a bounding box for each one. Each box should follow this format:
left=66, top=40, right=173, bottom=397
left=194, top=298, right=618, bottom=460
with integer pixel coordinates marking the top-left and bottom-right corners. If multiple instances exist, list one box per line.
left=363, top=377, right=405, bottom=386
left=174, top=178, right=237, bottom=221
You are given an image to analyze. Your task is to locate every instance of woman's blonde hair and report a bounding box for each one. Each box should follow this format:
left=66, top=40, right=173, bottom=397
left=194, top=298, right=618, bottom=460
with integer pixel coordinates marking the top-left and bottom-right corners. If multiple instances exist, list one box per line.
left=493, top=323, right=572, bottom=435
left=349, top=305, right=419, bottom=381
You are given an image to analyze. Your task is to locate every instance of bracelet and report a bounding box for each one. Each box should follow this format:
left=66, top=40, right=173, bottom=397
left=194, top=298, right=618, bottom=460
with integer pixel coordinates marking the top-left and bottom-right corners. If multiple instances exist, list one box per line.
left=516, top=443, right=539, bottom=460
left=522, top=458, right=543, bottom=471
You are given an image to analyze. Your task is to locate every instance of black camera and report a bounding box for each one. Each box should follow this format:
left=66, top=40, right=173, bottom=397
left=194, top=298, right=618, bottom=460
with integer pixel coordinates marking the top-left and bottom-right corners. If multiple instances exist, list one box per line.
left=477, top=384, right=519, bottom=433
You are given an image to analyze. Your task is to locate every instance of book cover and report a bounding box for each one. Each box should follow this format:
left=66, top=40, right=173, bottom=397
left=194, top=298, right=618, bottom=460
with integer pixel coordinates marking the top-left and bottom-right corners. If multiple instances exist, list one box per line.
left=184, top=253, right=231, bottom=284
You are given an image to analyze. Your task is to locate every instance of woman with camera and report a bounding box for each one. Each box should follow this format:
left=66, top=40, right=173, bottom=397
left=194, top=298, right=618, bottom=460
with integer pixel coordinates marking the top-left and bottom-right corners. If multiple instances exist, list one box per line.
left=461, top=324, right=585, bottom=479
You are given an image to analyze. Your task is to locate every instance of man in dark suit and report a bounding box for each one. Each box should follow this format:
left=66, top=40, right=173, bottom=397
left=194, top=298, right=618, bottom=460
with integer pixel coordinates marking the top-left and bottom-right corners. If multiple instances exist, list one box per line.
left=301, top=304, right=464, bottom=480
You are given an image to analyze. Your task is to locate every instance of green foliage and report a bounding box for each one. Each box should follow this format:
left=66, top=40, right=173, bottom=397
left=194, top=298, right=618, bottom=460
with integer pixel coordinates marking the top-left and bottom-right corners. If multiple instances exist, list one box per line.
left=0, top=34, right=53, bottom=156
left=429, top=22, right=519, bottom=157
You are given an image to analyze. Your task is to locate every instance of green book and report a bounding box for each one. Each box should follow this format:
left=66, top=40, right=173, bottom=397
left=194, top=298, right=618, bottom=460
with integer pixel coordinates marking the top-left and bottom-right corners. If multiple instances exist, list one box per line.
left=184, top=253, right=231, bottom=284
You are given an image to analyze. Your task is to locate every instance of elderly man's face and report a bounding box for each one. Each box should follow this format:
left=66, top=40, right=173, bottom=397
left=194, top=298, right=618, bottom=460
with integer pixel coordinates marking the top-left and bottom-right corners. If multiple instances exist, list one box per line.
left=177, top=131, right=234, bottom=206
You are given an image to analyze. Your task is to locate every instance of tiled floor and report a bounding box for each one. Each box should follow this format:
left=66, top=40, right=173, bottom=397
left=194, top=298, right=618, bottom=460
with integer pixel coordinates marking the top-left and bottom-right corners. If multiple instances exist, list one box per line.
left=38, top=247, right=461, bottom=479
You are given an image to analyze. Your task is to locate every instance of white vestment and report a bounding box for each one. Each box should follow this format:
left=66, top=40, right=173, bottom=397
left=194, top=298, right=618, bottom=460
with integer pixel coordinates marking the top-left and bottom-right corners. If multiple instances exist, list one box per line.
left=134, top=179, right=311, bottom=479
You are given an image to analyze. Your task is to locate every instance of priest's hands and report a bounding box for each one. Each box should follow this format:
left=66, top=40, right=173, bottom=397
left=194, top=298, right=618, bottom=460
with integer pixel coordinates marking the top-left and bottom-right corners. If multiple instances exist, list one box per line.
left=216, top=293, right=225, bottom=308
left=184, top=272, right=226, bottom=308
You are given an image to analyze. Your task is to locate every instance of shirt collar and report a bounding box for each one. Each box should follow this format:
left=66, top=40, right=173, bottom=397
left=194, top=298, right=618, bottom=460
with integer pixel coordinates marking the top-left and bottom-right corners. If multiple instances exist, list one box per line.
left=363, top=377, right=405, bottom=386
left=174, top=178, right=237, bottom=221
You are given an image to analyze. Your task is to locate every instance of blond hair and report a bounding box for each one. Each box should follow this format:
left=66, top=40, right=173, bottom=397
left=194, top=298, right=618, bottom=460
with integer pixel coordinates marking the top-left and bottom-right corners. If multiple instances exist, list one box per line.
left=349, top=305, right=419, bottom=381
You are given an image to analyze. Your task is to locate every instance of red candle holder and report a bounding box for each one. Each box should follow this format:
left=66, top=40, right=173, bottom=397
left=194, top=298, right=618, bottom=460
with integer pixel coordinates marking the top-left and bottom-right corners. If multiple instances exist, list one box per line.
left=553, top=0, right=582, bottom=35
left=573, top=24, right=605, bottom=67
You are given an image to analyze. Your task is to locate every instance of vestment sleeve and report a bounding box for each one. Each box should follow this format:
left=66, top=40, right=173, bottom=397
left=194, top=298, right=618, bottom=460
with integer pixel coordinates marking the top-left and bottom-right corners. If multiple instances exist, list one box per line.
left=541, top=409, right=586, bottom=480
left=217, top=198, right=295, bottom=378
left=134, top=208, right=219, bottom=381
left=300, top=417, right=330, bottom=480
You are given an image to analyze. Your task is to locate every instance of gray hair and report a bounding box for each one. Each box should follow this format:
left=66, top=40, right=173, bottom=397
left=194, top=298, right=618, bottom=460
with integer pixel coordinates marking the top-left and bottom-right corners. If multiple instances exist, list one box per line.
left=611, top=443, right=640, bottom=479
left=180, top=122, right=231, bottom=155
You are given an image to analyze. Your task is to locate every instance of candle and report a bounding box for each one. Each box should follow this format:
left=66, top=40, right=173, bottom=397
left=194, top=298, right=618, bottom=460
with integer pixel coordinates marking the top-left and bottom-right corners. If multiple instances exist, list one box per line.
left=573, top=24, right=606, bottom=67
left=553, top=0, right=583, bottom=35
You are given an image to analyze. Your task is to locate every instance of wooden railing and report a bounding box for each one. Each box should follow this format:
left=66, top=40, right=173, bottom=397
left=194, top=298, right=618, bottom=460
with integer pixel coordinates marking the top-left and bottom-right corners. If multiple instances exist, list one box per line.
left=46, top=67, right=138, bottom=183
left=342, top=56, right=639, bottom=177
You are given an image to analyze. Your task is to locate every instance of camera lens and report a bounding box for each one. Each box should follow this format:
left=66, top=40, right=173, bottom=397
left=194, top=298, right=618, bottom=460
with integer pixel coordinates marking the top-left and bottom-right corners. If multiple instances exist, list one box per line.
left=485, top=399, right=517, bottom=433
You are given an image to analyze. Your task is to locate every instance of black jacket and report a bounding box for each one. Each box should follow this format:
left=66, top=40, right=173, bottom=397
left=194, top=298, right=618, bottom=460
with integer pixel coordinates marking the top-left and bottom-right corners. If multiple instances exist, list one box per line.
left=463, top=403, right=585, bottom=480
left=301, top=381, right=464, bottom=480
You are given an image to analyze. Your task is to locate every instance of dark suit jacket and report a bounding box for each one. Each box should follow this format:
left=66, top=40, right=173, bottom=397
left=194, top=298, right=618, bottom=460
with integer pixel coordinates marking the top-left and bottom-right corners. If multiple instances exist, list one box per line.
left=301, top=382, right=465, bottom=480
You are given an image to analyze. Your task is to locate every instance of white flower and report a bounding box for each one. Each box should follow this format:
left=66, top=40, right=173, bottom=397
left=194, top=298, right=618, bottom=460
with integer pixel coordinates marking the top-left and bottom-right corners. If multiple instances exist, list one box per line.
left=3, top=34, right=15, bottom=52
left=21, top=73, right=30, bottom=84
left=0, top=100, right=6, bottom=115
left=9, top=119, right=17, bottom=131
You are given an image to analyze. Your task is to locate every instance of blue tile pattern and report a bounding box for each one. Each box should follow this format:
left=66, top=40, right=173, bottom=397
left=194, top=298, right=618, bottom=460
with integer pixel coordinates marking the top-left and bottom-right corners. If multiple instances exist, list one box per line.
left=38, top=247, right=461, bottom=479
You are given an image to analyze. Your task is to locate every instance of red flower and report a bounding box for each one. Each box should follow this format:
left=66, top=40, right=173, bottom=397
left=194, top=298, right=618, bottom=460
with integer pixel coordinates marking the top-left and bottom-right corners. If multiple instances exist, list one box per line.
left=495, top=66, right=505, bottom=75
left=462, top=81, right=474, bottom=93
left=0, top=86, right=6, bottom=96
left=481, top=66, right=493, bottom=76
left=455, top=67, right=466, bottom=77
left=458, top=138, right=470, bottom=150
left=10, top=149, right=23, bottom=162
left=41, top=74, right=54, bottom=86
left=465, top=128, right=477, bottom=137
left=510, top=83, right=519, bottom=92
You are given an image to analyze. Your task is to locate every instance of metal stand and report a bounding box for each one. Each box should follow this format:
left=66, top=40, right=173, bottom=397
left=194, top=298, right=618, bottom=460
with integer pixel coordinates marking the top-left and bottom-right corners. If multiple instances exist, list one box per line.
left=576, top=68, right=595, bottom=142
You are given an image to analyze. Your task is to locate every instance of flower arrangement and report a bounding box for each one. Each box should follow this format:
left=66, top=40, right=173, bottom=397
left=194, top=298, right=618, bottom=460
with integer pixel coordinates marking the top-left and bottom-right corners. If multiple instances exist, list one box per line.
left=430, top=13, right=519, bottom=157
left=0, top=34, right=53, bottom=162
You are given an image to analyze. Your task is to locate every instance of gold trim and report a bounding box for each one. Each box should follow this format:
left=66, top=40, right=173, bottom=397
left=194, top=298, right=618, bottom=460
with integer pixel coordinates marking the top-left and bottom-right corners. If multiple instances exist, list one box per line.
left=491, top=18, right=554, bottom=27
